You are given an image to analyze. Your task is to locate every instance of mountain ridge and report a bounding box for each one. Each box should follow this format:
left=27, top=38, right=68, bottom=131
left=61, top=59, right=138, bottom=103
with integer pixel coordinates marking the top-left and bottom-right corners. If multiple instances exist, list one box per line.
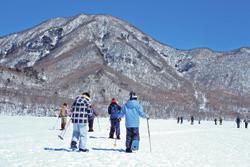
left=0, top=14, right=249, bottom=119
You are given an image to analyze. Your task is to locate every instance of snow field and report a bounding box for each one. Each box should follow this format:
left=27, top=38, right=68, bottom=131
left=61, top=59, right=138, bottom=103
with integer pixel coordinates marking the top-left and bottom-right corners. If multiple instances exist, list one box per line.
left=0, top=116, right=249, bottom=167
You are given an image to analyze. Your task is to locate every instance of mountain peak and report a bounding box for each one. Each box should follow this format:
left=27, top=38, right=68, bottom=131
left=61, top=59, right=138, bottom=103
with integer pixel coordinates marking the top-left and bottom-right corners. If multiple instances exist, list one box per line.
left=0, top=14, right=249, bottom=118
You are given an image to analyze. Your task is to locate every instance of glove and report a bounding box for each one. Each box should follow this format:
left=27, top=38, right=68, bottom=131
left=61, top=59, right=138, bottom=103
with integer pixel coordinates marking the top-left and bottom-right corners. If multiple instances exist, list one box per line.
left=145, top=114, right=149, bottom=120
left=118, top=118, right=121, bottom=122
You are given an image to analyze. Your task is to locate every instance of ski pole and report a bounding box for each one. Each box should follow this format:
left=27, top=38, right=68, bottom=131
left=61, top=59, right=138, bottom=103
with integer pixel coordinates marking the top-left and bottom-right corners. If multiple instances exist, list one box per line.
left=52, top=117, right=59, bottom=130
left=97, top=117, right=101, bottom=131
left=113, top=138, right=117, bottom=147
left=58, top=119, right=71, bottom=140
left=146, top=118, right=152, bottom=152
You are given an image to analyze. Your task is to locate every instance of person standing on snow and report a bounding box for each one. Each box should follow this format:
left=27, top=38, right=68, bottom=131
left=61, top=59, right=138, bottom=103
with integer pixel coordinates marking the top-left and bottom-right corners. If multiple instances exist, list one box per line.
left=219, top=117, right=223, bottom=125
left=108, top=98, right=121, bottom=139
left=119, top=91, right=149, bottom=153
left=59, top=103, right=70, bottom=130
left=88, top=104, right=98, bottom=132
left=70, top=92, right=92, bottom=152
left=190, top=116, right=194, bottom=125
left=177, top=117, right=180, bottom=124
left=236, top=116, right=241, bottom=128
left=180, top=116, right=183, bottom=124
left=243, top=119, right=248, bottom=129
left=214, top=118, right=217, bottom=125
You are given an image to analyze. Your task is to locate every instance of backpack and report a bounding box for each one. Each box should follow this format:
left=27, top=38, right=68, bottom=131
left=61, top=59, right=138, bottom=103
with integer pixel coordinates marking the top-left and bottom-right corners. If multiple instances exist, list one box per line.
left=110, top=105, right=119, bottom=119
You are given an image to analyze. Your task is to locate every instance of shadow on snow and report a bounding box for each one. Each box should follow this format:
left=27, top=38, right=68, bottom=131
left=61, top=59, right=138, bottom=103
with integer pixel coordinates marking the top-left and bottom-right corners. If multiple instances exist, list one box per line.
left=89, top=136, right=107, bottom=139
left=44, top=147, right=72, bottom=152
left=44, top=147, right=125, bottom=152
left=92, top=147, right=125, bottom=152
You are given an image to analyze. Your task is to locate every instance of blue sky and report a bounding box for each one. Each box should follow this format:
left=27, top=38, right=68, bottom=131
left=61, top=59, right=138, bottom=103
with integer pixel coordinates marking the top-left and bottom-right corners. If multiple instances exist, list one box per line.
left=1, top=0, right=250, bottom=51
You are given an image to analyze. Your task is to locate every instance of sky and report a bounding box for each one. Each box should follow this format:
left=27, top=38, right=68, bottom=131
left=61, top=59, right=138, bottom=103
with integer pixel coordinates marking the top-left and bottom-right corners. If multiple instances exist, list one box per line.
left=0, top=0, right=250, bottom=51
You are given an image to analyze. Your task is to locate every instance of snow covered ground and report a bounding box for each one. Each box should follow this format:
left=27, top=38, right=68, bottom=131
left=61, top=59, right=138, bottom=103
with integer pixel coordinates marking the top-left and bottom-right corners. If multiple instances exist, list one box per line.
left=0, top=116, right=249, bottom=167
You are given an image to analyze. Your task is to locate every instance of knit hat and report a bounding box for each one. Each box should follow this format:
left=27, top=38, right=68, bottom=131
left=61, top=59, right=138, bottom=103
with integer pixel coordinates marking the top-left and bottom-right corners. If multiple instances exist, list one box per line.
left=129, top=91, right=137, bottom=100
left=111, top=98, right=116, bottom=103
left=81, top=92, right=90, bottom=98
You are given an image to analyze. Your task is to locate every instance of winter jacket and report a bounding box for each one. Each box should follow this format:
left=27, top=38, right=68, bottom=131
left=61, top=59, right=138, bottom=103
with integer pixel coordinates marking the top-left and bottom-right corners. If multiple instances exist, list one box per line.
left=59, top=106, right=70, bottom=118
left=119, top=99, right=147, bottom=128
left=88, top=109, right=97, bottom=120
left=236, top=117, right=241, bottom=124
left=108, top=103, right=121, bottom=119
left=71, top=95, right=91, bottom=124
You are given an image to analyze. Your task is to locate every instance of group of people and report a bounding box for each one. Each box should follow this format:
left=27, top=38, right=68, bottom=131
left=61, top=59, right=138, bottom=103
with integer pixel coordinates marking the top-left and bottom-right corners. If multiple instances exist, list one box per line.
left=177, top=115, right=249, bottom=128
left=58, top=91, right=149, bottom=153
left=213, top=117, right=223, bottom=125
left=58, top=102, right=97, bottom=132
left=236, top=116, right=249, bottom=129
left=176, top=117, right=183, bottom=124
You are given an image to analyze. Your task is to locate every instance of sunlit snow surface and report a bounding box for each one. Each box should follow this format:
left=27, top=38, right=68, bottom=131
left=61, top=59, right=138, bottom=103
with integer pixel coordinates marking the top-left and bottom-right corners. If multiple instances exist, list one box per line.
left=0, top=116, right=249, bottom=167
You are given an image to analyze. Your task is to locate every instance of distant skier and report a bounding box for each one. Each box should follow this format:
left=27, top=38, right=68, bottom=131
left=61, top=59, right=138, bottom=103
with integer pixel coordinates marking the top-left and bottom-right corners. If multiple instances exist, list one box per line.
left=243, top=119, right=248, bottom=129
left=70, top=92, right=92, bottom=152
left=190, top=116, right=194, bottom=125
left=50, top=106, right=57, bottom=117
left=119, top=91, right=149, bottom=153
left=235, top=116, right=241, bottom=128
left=214, top=118, right=217, bottom=125
left=59, top=103, right=70, bottom=130
left=177, top=117, right=180, bottom=124
left=88, top=104, right=98, bottom=132
left=180, top=117, right=183, bottom=124
left=108, top=98, right=121, bottom=139
left=219, top=117, right=223, bottom=125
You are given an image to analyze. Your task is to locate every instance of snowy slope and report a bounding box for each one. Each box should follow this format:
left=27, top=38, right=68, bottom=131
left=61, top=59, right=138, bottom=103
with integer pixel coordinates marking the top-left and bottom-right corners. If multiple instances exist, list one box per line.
left=0, top=116, right=249, bottom=167
left=1, top=14, right=249, bottom=118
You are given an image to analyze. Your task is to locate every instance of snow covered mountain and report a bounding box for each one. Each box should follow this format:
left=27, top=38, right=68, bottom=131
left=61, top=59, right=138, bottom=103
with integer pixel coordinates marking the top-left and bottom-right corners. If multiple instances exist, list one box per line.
left=0, top=14, right=249, bottom=118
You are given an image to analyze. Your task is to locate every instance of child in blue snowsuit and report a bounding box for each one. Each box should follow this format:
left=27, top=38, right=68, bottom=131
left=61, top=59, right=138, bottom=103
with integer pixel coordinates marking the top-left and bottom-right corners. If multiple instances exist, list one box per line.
left=119, top=91, right=149, bottom=153
left=108, top=98, right=121, bottom=139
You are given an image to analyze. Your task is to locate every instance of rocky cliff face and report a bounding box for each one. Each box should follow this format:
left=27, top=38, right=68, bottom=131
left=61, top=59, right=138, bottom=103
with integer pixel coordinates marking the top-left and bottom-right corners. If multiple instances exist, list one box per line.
left=0, top=14, right=249, bottom=119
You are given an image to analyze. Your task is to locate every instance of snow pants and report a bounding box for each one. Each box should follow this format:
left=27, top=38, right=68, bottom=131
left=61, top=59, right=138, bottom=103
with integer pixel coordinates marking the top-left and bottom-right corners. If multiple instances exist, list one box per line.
left=126, top=128, right=139, bottom=150
left=109, top=118, right=120, bottom=138
left=88, top=119, right=94, bottom=131
left=71, top=123, right=87, bottom=149
left=61, top=117, right=67, bottom=130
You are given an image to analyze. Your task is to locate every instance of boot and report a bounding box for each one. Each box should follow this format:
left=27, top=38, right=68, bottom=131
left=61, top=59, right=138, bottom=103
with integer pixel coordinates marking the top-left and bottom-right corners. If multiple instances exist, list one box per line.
left=63, top=122, right=66, bottom=129
left=125, top=148, right=132, bottom=153
left=70, top=141, right=77, bottom=150
left=60, top=123, right=64, bottom=130
left=79, top=148, right=89, bottom=152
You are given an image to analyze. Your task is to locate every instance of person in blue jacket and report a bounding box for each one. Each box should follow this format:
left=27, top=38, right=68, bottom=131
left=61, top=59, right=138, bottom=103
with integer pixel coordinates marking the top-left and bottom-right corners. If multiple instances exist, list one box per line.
left=119, top=91, right=149, bottom=153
